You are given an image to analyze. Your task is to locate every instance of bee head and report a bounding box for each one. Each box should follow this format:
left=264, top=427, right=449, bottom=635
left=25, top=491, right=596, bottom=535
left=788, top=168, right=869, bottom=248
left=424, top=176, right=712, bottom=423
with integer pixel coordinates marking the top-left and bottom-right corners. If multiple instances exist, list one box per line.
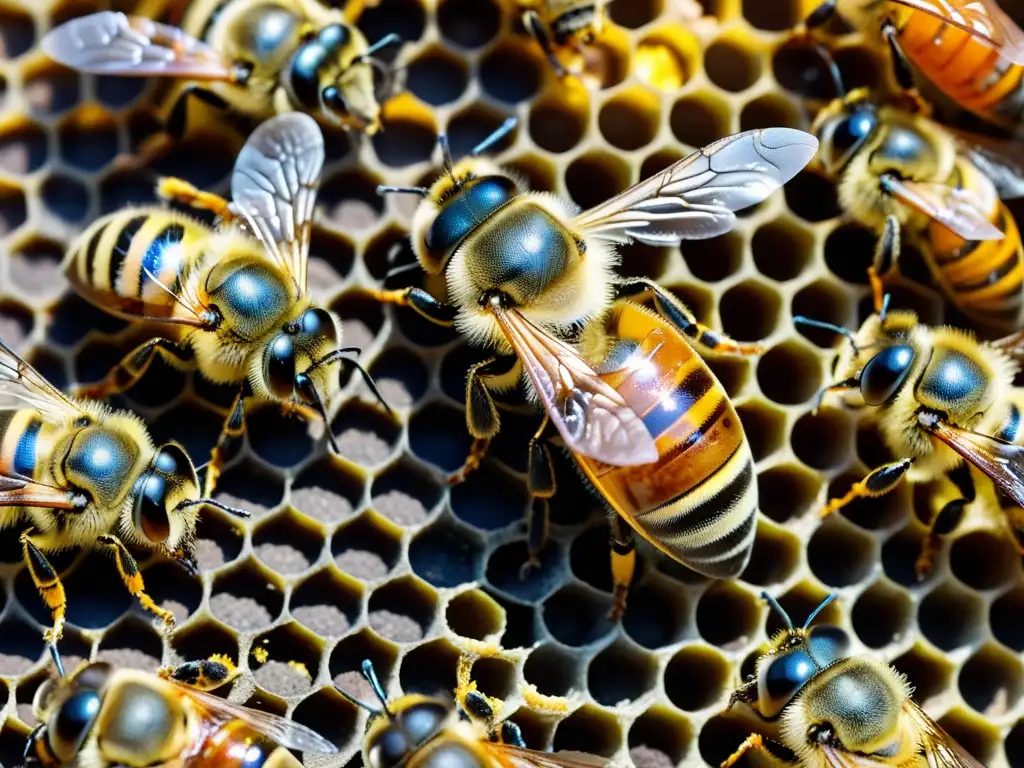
left=30, top=661, right=113, bottom=765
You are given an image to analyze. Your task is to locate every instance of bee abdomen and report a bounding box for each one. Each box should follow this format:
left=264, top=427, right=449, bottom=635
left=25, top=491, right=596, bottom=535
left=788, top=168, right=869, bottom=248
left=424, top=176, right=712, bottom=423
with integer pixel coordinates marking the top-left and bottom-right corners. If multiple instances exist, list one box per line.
left=411, top=739, right=487, bottom=768
left=198, top=721, right=300, bottom=767
left=0, top=410, right=43, bottom=480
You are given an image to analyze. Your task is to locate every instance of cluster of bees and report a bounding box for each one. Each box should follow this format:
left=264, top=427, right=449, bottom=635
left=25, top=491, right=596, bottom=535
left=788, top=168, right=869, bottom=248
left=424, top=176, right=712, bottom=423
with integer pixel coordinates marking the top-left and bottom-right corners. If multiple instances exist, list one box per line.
left=5, top=0, right=1024, bottom=765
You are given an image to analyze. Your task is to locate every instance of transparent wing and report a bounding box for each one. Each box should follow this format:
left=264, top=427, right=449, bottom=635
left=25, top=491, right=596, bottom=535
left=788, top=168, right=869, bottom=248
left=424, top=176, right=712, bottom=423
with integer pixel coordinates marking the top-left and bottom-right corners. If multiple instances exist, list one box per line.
left=488, top=305, right=658, bottom=466
left=887, top=0, right=1024, bottom=64
left=906, top=702, right=987, bottom=768
left=185, top=686, right=338, bottom=754
left=955, top=132, right=1024, bottom=199
left=569, top=128, right=818, bottom=245
left=231, top=113, right=325, bottom=294
left=880, top=174, right=1004, bottom=240
left=819, top=745, right=888, bottom=768
left=918, top=412, right=1024, bottom=507
left=0, top=339, right=87, bottom=424
left=479, top=742, right=618, bottom=768
left=40, top=12, right=233, bottom=79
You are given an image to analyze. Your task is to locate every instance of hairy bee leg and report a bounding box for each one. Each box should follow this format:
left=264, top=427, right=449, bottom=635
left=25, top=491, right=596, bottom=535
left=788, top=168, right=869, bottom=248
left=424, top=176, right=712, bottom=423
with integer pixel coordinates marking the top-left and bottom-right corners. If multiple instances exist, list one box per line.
left=523, top=10, right=568, bottom=78
left=608, top=515, right=635, bottom=622
left=871, top=216, right=901, bottom=313
left=98, top=534, right=176, bottom=629
left=367, top=287, right=458, bottom=326
left=880, top=19, right=931, bottom=115
left=74, top=338, right=194, bottom=400
left=820, top=458, right=913, bottom=518
left=21, top=530, right=66, bottom=645
left=158, top=655, right=238, bottom=691
left=720, top=733, right=793, bottom=768
left=802, top=0, right=837, bottom=29
left=615, top=278, right=764, bottom=355
left=449, top=356, right=517, bottom=484
left=206, top=389, right=249, bottom=497
left=522, top=417, right=555, bottom=576
left=455, top=655, right=505, bottom=741
left=917, top=463, right=974, bottom=578
left=157, top=177, right=235, bottom=221
left=523, top=497, right=551, bottom=578
left=727, top=676, right=758, bottom=710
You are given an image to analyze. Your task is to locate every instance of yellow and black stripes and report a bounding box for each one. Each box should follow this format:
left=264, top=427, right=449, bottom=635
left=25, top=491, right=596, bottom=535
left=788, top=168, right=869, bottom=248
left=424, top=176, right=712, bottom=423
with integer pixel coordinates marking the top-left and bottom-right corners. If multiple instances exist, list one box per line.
left=0, top=409, right=42, bottom=479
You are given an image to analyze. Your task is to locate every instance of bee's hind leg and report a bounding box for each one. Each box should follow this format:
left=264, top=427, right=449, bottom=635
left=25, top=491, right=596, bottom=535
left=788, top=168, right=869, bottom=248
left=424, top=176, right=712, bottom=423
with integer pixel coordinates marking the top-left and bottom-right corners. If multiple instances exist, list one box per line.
left=157, top=177, right=235, bottom=222
left=522, top=416, right=555, bottom=577
left=820, top=459, right=913, bottom=518
left=448, top=356, right=518, bottom=485
left=721, top=733, right=797, bottom=768
left=99, top=534, right=176, bottom=629
left=916, top=463, right=974, bottom=578
left=74, top=338, right=194, bottom=401
left=21, top=530, right=67, bottom=645
left=205, top=387, right=250, bottom=497
left=608, top=516, right=635, bottom=622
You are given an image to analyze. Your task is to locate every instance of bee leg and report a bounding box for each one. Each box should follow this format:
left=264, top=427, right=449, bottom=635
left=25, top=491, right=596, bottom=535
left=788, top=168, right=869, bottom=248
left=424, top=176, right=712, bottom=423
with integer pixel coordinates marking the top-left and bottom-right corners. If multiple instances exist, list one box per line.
left=880, top=19, right=931, bottom=115
left=616, top=278, right=764, bottom=355
left=820, top=458, right=913, bottom=518
left=205, top=388, right=249, bottom=497
left=455, top=655, right=504, bottom=741
left=158, top=655, right=238, bottom=691
left=98, top=534, right=176, bottom=629
left=523, top=10, right=569, bottom=78
left=501, top=721, right=527, bottom=747
left=21, top=530, right=67, bottom=645
left=522, top=416, right=555, bottom=576
left=721, top=733, right=795, bottom=768
left=870, top=216, right=901, bottom=314
left=449, top=356, right=517, bottom=484
left=917, top=463, right=974, bottom=577
left=368, top=287, right=458, bottom=326
left=726, top=676, right=759, bottom=710
left=74, top=338, right=194, bottom=400
left=523, top=498, right=551, bottom=578
left=156, top=177, right=235, bottom=222
left=608, top=516, right=635, bottom=622
left=802, top=0, right=837, bottom=30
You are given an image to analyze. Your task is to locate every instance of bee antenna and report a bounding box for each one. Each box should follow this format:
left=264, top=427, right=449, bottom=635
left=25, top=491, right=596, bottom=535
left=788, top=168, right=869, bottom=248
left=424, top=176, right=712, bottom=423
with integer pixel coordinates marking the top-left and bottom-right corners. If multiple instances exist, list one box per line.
left=437, top=133, right=456, bottom=183
left=298, top=375, right=342, bottom=455
left=470, top=117, right=517, bottom=157
left=308, top=348, right=395, bottom=419
left=335, top=684, right=383, bottom=716
left=49, top=643, right=65, bottom=678
left=376, top=186, right=429, bottom=197
left=809, top=40, right=846, bottom=99
left=361, top=659, right=393, bottom=717
left=175, top=497, right=251, bottom=519
left=803, top=593, right=838, bottom=629
left=879, top=293, right=892, bottom=323
left=760, top=591, right=794, bottom=631
left=793, top=316, right=859, bottom=350
left=354, top=32, right=402, bottom=64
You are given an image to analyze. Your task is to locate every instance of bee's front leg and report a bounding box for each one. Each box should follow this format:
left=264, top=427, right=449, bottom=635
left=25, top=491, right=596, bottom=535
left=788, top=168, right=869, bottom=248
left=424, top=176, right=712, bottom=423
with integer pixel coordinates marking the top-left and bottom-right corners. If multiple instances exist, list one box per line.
left=21, top=530, right=66, bottom=646
left=98, top=534, right=176, bottom=629
left=449, top=355, right=518, bottom=485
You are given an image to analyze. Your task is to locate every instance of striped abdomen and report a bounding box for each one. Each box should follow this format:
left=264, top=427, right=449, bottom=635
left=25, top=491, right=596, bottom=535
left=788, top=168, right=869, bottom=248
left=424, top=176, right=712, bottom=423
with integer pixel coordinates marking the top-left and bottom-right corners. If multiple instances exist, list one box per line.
left=187, top=719, right=300, bottom=767
left=575, top=302, right=757, bottom=578
left=890, top=1, right=1024, bottom=124
left=64, top=208, right=208, bottom=322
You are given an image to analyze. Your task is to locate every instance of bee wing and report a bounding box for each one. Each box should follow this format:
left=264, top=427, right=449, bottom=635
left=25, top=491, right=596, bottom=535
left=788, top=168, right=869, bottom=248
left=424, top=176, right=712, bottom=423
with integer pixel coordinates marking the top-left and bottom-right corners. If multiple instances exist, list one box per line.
left=819, top=745, right=888, bottom=768
left=918, top=413, right=1024, bottom=507
left=906, top=701, right=986, bottom=768
left=479, top=741, right=619, bottom=768
left=954, top=131, right=1024, bottom=199
left=40, top=12, right=233, bottom=80
left=879, top=175, right=1005, bottom=241
left=886, top=0, right=1024, bottom=65
left=569, top=128, right=818, bottom=245
left=488, top=305, right=659, bottom=466
left=0, top=338, right=87, bottom=424
left=182, top=686, right=338, bottom=754
left=231, top=113, right=325, bottom=295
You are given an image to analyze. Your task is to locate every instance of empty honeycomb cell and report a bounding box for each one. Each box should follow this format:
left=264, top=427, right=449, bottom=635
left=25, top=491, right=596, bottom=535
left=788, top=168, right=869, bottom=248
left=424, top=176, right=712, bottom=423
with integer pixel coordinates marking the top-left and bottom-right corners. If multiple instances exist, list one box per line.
left=19, top=549, right=131, bottom=631
left=238, top=405, right=315, bottom=470
left=719, top=280, right=780, bottom=341
left=598, top=86, right=661, bottom=151
left=24, top=65, right=79, bottom=115
left=97, top=620, right=163, bottom=670
left=40, top=172, right=89, bottom=222
left=670, top=92, right=730, bottom=149
left=735, top=401, right=786, bottom=462
left=251, top=623, right=322, bottom=697
left=292, top=687, right=354, bottom=752
left=553, top=704, right=621, bottom=757
left=520, top=643, right=576, bottom=698
left=49, top=299, right=126, bottom=349
left=949, top=531, right=1018, bottom=591
left=0, top=183, right=27, bottom=235
left=409, top=401, right=475, bottom=474
left=0, top=119, right=47, bottom=175
left=959, top=642, right=1023, bottom=717
left=307, top=228, right=355, bottom=300
left=696, top=581, right=759, bottom=649
left=291, top=568, right=361, bottom=638
left=615, top=240, right=671, bottom=282
left=467, top=654, right=517, bottom=701
left=291, top=459, right=362, bottom=526
left=0, top=617, right=43, bottom=675
left=330, top=402, right=401, bottom=468
left=629, top=706, right=693, bottom=766
left=758, top=341, right=822, bottom=405
left=807, top=517, right=877, bottom=587
left=772, top=38, right=842, bottom=101
left=142, top=561, right=203, bottom=625
left=570, top=525, right=618, bottom=593
left=320, top=171, right=385, bottom=235
left=824, top=222, right=876, bottom=284
left=705, top=36, right=761, bottom=93
left=333, top=511, right=401, bottom=581
left=210, top=561, right=284, bottom=631
left=1008, top=720, right=1024, bottom=768
left=790, top=406, right=853, bottom=470
left=851, top=580, right=912, bottom=648
left=398, top=637, right=459, bottom=695
left=58, top=108, right=118, bottom=172
left=372, top=101, right=437, bottom=168
left=919, top=584, right=986, bottom=651
left=254, top=512, right=323, bottom=576
left=992, top=586, right=1024, bottom=652
left=793, top=282, right=855, bottom=350
left=8, top=236, right=66, bottom=298
left=784, top=170, right=842, bottom=223
left=0, top=300, right=32, bottom=347
left=741, top=521, right=801, bottom=586
left=623, top=577, right=690, bottom=649
left=543, top=584, right=613, bottom=647
left=169, top=620, right=239, bottom=666
left=566, top=151, right=631, bottom=210
left=99, top=170, right=157, bottom=214
left=938, top=711, right=998, bottom=766
left=480, top=40, right=543, bottom=104
left=438, top=0, right=500, bottom=48
left=0, top=723, right=28, bottom=767
left=371, top=457, right=441, bottom=526
left=666, top=645, right=731, bottom=712
left=368, top=575, right=437, bottom=642
left=451, top=464, right=528, bottom=530
left=588, top=640, right=658, bottom=706
left=444, top=588, right=503, bottom=642
left=486, top=540, right=565, bottom=602
left=698, top=713, right=770, bottom=768
left=0, top=6, right=34, bottom=58
left=743, top=0, right=801, bottom=31
left=528, top=88, right=589, bottom=154
left=752, top=219, right=814, bottom=283
left=740, top=93, right=801, bottom=132
left=880, top=523, right=930, bottom=587
left=358, top=0, right=426, bottom=41
left=94, top=74, right=148, bottom=108
left=212, top=458, right=284, bottom=518
left=368, top=347, right=429, bottom=409
left=407, top=45, right=471, bottom=106
left=331, top=626, right=398, bottom=685
left=410, top=518, right=485, bottom=587
left=331, top=292, right=387, bottom=353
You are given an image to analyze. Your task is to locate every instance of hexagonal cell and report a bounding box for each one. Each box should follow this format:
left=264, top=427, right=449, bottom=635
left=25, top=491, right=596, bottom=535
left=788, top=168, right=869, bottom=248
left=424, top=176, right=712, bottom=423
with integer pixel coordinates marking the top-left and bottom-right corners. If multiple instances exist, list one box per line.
left=99, top=169, right=158, bottom=214
left=666, top=645, right=731, bottom=712
left=587, top=640, right=657, bottom=706
left=824, top=222, right=877, bottom=284
left=407, top=44, right=471, bottom=106
left=444, top=588, right=504, bottom=642
left=742, top=520, right=801, bottom=587
left=784, top=170, right=842, bottom=223
left=808, top=516, right=877, bottom=587
left=371, top=457, right=442, bottom=526
left=368, top=576, right=437, bottom=643
left=631, top=706, right=693, bottom=766
left=670, top=92, right=730, bottom=149
left=410, top=517, right=484, bottom=587
left=319, top=169, right=385, bottom=235
left=753, top=219, right=815, bottom=283
left=0, top=6, right=33, bottom=57
left=253, top=511, right=323, bottom=575
left=528, top=86, right=590, bottom=154
left=634, top=24, right=699, bottom=93
left=696, top=582, right=759, bottom=650
left=0, top=119, right=47, bottom=175
left=438, top=0, right=500, bottom=48
left=891, top=644, right=955, bottom=707
left=486, top=538, right=565, bottom=603
left=919, top=583, right=986, bottom=651
left=757, top=463, right=821, bottom=524
left=740, top=92, right=802, bottom=132
left=24, top=63, right=79, bottom=115
left=704, top=36, right=761, bottom=93
left=192, top=504, right=246, bottom=572
left=621, top=576, right=689, bottom=649
left=598, top=86, right=661, bottom=151
left=465, top=654, right=516, bottom=701
left=0, top=183, right=28, bottom=235
left=212, top=458, right=284, bottom=518
left=371, top=98, right=437, bottom=167
left=41, top=173, right=90, bottom=223
left=293, top=686, right=354, bottom=751
left=719, top=280, right=780, bottom=342
left=97, top=620, right=163, bottom=670
left=851, top=579, right=912, bottom=648
left=251, top=623, right=322, bottom=697
left=480, top=39, right=543, bottom=104
left=992, top=586, right=1024, bottom=652
left=758, top=341, right=823, bottom=406
left=332, top=510, right=401, bottom=580
left=677, top=232, right=744, bottom=285
left=290, top=566, right=360, bottom=637
left=0, top=617, right=43, bottom=675
left=170, top=620, right=239, bottom=666
left=8, top=236, right=68, bottom=299
left=949, top=530, right=1018, bottom=590
left=141, top=561, right=202, bottom=625
left=291, top=458, right=363, bottom=525
left=553, top=704, right=621, bottom=757
left=210, top=561, right=284, bottom=631
left=773, top=38, right=845, bottom=101
left=399, top=637, right=459, bottom=695
left=306, top=226, right=355, bottom=301
left=543, top=583, right=613, bottom=647
left=791, top=406, right=854, bottom=471
left=451, top=463, right=528, bottom=531
left=565, top=151, right=631, bottom=210
left=521, top=643, right=578, bottom=698
left=331, top=626, right=398, bottom=686
left=735, top=401, right=785, bottom=463
left=697, top=713, right=759, bottom=768
left=408, top=401, right=474, bottom=474
left=793, top=282, right=855, bottom=351
left=59, top=108, right=119, bottom=171
left=331, top=292, right=387, bottom=355
left=246, top=405, right=318, bottom=471
left=958, top=642, right=1022, bottom=717
left=881, top=523, right=930, bottom=587
left=0, top=300, right=32, bottom=347
left=570, top=524, right=620, bottom=595
left=367, top=347, right=429, bottom=409
left=329, top=402, right=400, bottom=469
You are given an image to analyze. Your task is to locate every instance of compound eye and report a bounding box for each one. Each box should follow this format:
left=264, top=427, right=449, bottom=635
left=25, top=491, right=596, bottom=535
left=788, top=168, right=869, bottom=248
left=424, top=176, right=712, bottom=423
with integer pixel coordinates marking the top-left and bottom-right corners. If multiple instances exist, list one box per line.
left=807, top=625, right=851, bottom=667
left=264, top=334, right=296, bottom=399
left=300, top=307, right=336, bottom=342
left=134, top=471, right=170, bottom=543
left=759, top=648, right=816, bottom=718
left=322, top=85, right=347, bottom=114
left=861, top=344, right=915, bottom=406
left=49, top=689, right=101, bottom=761
left=154, top=443, right=190, bottom=476
left=295, top=371, right=318, bottom=405
left=827, top=108, right=876, bottom=168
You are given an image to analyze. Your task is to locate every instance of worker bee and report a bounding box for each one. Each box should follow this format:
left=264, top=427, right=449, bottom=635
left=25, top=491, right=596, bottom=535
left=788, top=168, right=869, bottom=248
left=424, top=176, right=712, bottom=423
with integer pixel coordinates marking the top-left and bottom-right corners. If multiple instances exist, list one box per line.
left=723, top=592, right=984, bottom=768
left=40, top=0, right=399, bottom=166
left=337, top=656, right=611, bottom=768
left=372, top=118, right=818, bottom=616
left=800, top=0, right=1024, bottom=129
left=796, top=240, right=1024, bottom=576
left=62, top=112, right=389, bottom=496
left=0, top=337, right=247, bottom=650
left=25, top=649, right=337, bottom=766
left=808, top=50, right=1024, bottom=335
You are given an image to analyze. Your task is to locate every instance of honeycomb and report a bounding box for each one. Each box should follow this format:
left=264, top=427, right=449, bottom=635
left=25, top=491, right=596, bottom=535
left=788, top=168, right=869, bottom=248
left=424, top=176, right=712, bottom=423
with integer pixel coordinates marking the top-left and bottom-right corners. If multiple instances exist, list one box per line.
left=3, top=0, right=1024, bottom=764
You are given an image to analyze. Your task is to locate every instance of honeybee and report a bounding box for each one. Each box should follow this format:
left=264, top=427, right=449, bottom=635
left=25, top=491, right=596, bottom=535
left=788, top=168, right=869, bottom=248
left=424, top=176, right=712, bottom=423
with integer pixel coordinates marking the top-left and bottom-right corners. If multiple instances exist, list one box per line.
left=337, top=656, right=612, bottom=768
left=797, top=239, right=1024, bottom=576
left=25, top=649, right=337, bottom=766
left=0, top=338, right=246, bottom=650
left=40, top=0, right=399, bottom=165
left=372, top=118, right=818, bottom=616
left=62, top=113, right=389, bottom=496
left=723, top=592, right=983, bottom=768
left=801, top=0, right=1024, bottom=128
left=809, top=55, right=1024, bottom=334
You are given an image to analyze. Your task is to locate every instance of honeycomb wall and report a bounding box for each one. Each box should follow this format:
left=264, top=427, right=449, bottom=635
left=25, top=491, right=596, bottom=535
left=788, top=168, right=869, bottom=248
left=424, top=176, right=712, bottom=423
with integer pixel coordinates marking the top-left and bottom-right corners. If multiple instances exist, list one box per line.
left=1, top=0, right=1024, bottom=765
